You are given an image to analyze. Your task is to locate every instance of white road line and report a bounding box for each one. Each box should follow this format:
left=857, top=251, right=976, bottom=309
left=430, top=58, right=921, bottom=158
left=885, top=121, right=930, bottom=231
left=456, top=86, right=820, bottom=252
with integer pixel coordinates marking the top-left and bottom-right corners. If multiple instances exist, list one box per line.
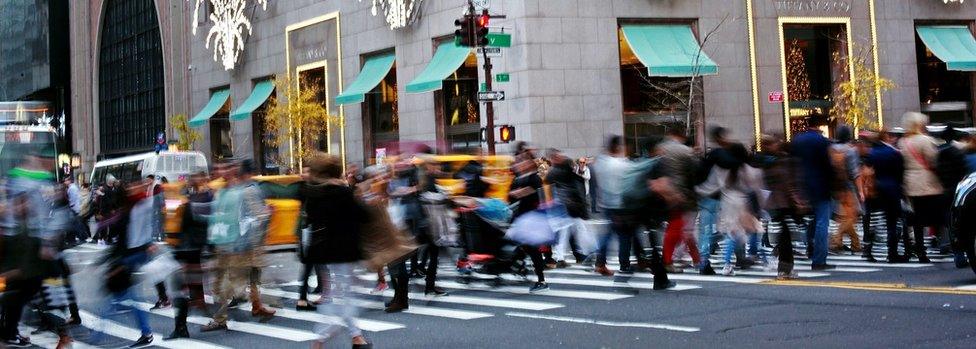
left=550, top=268, right=769, bottom=284
left=21, top=325, right=99, bottom=349
left=438, top=270, right=701, bottom=292
left=953, top=284, right=976, bottom=290
left=79, top=311, right=231, bottom=349
left=355, top=274, right=633, bottom=301
left=794, top=266, right=882, bottom=273
left=505, top=312, right=700, bottom=332
left=131, top=301, right=321, bottom=342
left=202, top=294, right=406, bottom=332
left=351, top=286, right=564, bottom=311
left=259, top=287, right=491, bottom=320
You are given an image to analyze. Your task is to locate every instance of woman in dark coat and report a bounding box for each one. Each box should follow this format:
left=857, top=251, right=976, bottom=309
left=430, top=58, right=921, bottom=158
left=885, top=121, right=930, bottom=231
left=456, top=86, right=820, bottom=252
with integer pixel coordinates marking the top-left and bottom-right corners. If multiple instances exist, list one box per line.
left=299, top=152, right=371, bottom=349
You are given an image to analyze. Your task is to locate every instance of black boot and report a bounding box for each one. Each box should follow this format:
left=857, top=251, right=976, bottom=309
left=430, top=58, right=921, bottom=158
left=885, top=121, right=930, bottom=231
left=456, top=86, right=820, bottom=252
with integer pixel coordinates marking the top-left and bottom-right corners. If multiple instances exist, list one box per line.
left=167, top=298, right=190, bottom=339
left=384, top=276, right=409, bottom=313
left=862, top=243, right=877, bottom=262
left=424, top=279, right=448, bottom=296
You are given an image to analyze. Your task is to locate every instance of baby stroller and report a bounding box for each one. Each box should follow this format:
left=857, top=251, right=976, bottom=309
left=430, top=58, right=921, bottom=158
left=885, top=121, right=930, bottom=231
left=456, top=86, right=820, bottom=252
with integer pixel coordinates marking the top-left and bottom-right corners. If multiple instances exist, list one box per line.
left=455, top=199, right=528, bottom=286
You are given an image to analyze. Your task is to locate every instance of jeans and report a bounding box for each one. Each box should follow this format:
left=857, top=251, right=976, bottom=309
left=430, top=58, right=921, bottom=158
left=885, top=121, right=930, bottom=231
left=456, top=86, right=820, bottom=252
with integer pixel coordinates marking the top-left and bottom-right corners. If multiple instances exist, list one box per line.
left=315, top=263, right=362, bottom=340
left=698, top=197, right=719, bottom=267
left=810, top=200, right=832, bottom=265
left=299, top=263, right=329, bottom=301
left=102, top=251, right=152, bottom=336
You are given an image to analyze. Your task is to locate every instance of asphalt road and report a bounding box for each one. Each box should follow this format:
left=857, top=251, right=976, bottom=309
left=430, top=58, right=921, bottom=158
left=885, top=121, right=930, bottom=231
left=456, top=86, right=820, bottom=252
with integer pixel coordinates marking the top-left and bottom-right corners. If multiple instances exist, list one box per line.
left=29, top=239, right=976, bottom=349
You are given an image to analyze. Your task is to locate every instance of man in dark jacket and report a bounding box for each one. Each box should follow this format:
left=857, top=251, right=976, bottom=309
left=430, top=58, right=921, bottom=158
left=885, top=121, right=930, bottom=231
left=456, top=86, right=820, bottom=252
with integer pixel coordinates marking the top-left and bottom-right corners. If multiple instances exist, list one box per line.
left=936, top=127, right=970, bottom=266
left=545, top=149, right=588, bottom=268
left=865, top=131, right=909, bottom=263
left=791, top=120, right=835, bottom=270
left=167, top=171, right=213, bottom=339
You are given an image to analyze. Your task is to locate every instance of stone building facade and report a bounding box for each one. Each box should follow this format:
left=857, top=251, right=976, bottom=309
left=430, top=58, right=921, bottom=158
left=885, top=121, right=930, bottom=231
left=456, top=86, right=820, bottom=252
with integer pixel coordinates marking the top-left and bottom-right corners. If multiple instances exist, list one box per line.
left=68, top=0, right=976, bottom=174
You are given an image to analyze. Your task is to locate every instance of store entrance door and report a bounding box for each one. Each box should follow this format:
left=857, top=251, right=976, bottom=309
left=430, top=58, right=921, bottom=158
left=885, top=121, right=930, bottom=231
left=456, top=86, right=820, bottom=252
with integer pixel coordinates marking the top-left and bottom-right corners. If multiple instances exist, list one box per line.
left=782, top=23, right=849, bottom=137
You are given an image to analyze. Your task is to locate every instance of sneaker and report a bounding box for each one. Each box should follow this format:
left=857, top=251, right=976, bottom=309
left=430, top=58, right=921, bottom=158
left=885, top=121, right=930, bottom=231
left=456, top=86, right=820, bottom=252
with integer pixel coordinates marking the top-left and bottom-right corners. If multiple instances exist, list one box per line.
left=721, top=264, right=735, bottom=276
left=810, top=264, right=836, bottom=271
left=3, top=335, right=31, bottom=348
left=554, top=260, right=569, bottom=269
left=151, top=299, right=172, bottom=310
left=776, top=271, right=799, bottom=280
left=372, top=281, right=389, bottom=293
left=594, top=265, right=614, bottom=277
left=296, top=301, right=317, bottom=311
left=129, top=334, right=153, bottom=348
left=699, top=264, right=716, bottom=275
left=617, top=265, right=635, bottom=275
left=529, top=282, right=549, bottom=293
left=663, top=264, right=684, bottom=274
left=652, top=280, right=678, bottom=290
left=200, top=321, right=228, bottom=332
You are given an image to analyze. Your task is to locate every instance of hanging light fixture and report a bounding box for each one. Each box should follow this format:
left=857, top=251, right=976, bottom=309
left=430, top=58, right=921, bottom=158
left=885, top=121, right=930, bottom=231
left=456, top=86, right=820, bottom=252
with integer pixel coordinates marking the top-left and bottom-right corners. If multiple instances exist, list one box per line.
left=187, top=0, right=269, bottom=71
left=359, top=0, right=425, bottom=30
left=944, top=0, right=965, bottom=4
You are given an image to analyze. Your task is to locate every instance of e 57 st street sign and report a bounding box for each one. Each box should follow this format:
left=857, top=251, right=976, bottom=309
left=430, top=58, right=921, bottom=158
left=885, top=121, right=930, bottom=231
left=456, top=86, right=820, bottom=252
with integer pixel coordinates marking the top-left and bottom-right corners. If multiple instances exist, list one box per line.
left=478, top=90, right=505, bottom=102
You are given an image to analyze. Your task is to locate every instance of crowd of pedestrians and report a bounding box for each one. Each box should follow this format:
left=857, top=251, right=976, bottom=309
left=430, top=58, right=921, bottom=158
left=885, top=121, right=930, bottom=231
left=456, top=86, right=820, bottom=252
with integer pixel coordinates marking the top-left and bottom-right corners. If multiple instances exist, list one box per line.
left=1, top=111, right=974, bottom=349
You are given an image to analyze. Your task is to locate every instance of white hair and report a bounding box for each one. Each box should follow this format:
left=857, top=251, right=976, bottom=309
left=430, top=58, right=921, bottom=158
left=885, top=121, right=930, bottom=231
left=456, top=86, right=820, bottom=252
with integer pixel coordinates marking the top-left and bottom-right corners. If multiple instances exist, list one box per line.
left=901, top=112, right=929, bottom=134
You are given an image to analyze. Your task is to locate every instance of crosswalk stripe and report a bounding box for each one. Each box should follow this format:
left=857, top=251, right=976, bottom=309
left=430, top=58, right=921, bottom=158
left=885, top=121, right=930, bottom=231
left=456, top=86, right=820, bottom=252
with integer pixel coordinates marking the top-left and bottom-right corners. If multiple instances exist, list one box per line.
left=259, top=287, right=492, bottom=320
left=438, top=270, right=702, bottom=292
left=550, top=268, right=769, bottom=284
left=952, top=284, right=976, bottom=290
left=351, top=286, right=564, bottom=311
left=79, top=310, right=231, bottom=349
left=21, top=325, right=98, bottom=349
left=201, top=294, right=405, bottom=332
left=354, top=274, right=633, bottom=301
left=130, top=301, right=321, bottom=342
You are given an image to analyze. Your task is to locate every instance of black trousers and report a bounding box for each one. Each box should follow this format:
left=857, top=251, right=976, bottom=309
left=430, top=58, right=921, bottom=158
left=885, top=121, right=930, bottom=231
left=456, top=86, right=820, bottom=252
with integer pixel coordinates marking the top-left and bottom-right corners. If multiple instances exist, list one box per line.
left=0, top=279, right=42, bottom=340
left=298, top=263, right=328, bottom=301
left=514, top=246, right=545, bottom=282
left=770, top=209, right=798, bottom=273
left=863, top=197, right=905, bottom=259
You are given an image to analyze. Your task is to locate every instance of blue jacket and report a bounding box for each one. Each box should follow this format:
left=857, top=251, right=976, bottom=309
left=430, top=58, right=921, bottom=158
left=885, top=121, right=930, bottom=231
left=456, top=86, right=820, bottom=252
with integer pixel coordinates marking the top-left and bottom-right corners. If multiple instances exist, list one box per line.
left=867, top=143, right=905, bottom=200
left=791, top=130, right=833, bottom=203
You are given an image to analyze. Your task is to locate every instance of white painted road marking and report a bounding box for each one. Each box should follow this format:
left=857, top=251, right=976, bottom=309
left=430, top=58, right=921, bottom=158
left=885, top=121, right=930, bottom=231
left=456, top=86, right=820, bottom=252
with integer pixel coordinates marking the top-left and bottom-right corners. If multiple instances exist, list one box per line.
left=505, top=312, right=700, bottom=332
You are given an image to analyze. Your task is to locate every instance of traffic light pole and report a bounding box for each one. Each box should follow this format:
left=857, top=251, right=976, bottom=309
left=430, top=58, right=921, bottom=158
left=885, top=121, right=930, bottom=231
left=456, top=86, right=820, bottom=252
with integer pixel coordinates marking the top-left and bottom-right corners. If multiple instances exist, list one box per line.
left=483, top=49, right=495, bottom=155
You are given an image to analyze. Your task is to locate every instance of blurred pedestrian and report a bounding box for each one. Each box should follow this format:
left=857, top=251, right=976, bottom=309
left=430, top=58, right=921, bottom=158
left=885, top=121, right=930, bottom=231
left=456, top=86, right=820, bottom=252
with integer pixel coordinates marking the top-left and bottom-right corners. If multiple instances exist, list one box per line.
left=166, top=171, right=212, bottom=339
left=791, top=116, right=836, bottom=270
left=757, top=135, right=806, bottom=278
left=829, top=125, right=862, bottom=253
left=898, top=112, right=942, bottom=263
left=864, top=130, right=910, bottom=263
left=656, top=126, right=706, bottom=274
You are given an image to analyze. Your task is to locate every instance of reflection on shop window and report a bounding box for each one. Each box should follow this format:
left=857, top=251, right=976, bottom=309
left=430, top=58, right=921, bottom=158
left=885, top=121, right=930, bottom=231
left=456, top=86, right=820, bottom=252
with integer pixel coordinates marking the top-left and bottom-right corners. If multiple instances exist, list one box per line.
left=366, top=65, right=398, bottom=161
left=253, top=85, right=277, bottom=174
left=618, top=28, right=700, bottom=156
left=783, top=24, right=847, bottom=136
left=299, top=67, right=329, bottom=153
left=916, top=31, right=973, bottom=125
left=210, top=94, right=233, bottom=161
left=442, top=53, right=480, bottom=153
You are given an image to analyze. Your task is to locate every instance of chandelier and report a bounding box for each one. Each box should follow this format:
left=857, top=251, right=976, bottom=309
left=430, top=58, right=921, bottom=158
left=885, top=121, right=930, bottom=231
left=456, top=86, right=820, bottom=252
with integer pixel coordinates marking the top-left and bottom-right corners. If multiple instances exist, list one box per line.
left=944, top=0, right=964, bottom=3
left=359, top=0, right=425, bottom=30
left=188, top=0, right=269, bottom=71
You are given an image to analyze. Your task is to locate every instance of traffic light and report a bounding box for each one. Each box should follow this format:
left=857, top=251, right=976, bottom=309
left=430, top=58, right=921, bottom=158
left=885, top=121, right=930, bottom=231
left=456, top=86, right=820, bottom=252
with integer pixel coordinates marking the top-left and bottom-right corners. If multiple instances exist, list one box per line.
left=455, top=15, right=474, bottom=47
left=498, top=125, right=515, bottom=143
left=475, top=11, right=490, bottom=47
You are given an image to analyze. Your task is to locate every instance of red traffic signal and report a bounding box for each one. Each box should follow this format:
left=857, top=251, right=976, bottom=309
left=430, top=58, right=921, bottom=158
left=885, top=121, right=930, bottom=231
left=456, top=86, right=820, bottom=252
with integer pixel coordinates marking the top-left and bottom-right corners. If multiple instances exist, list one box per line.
left=498, top=125, right=515, bottom=143
left=475, top=11, right=490, bottom=47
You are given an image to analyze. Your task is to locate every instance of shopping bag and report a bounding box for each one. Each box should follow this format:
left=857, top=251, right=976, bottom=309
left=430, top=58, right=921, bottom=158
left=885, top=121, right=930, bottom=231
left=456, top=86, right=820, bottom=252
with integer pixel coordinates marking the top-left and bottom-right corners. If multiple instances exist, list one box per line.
left=138, top=250, right=181, bottom=286
left=506, top=209, right=558, bottom=246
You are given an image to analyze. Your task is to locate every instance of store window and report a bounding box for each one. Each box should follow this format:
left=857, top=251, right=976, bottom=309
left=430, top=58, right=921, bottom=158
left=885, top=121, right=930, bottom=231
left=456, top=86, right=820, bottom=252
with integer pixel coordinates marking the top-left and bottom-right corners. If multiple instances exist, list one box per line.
left=252, top=82, right=277, bottom=174
left=618, top=26, right=702, bottom=156
left=916, top=26, right=974, bottom=125
left=209, top=89, right=233, bottom=161
left=437, top=48, right=480, bottom=153
left=782, top=24, right=848, bottom=136
left=98, top=0, right=164, bottom=155
left=299, top=66, right=329, bottom=152
left=364, top=61, right=398, bottom=162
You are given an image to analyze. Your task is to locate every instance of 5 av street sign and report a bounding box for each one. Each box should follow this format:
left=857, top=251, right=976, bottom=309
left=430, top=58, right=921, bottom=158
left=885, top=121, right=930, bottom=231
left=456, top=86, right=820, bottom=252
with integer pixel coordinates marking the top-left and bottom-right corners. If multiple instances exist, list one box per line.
left=477, top=47, right=502, bottom=57
left=478, top=90, right=505, bottom=102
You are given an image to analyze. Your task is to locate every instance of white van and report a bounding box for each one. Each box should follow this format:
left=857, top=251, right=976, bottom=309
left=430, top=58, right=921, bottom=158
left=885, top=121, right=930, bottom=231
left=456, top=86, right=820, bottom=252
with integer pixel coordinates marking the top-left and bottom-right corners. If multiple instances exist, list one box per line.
left=90, top=151, right=208, bottom=185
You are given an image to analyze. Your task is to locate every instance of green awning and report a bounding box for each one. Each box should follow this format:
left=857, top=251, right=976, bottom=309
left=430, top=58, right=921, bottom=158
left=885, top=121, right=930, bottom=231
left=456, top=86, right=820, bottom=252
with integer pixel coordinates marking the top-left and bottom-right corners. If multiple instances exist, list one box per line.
left=189, top=89, right=230, bottom=127
left=405, top=42, right=471, bottom=93
left=620, top=24, right=718, bottom=77
left=916, top=26, right=976, bottom=71
left=230, top=80, right=275, bottom=121
left=336, top=53, right=395, bottom=105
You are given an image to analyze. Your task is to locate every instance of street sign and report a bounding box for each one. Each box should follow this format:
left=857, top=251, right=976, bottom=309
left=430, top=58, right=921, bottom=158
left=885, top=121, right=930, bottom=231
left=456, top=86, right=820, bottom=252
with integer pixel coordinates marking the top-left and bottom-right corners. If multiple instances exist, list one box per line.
left=473, top=0, right=490, bottom=11
left=478, top=90, right=505, bottom=102
left=477, top=47, right=502, bottom=57
left=768, top=91, right=785, bottom=103
left=486, top=33, right=512, bottom=48
left=495, top=73, right=510, bottom=82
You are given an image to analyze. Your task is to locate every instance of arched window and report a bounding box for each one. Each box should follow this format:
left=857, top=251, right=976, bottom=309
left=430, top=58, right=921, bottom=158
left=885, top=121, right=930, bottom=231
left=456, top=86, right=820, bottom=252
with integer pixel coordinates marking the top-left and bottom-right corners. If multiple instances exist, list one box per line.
left=98, top=0, right=164, bottom=155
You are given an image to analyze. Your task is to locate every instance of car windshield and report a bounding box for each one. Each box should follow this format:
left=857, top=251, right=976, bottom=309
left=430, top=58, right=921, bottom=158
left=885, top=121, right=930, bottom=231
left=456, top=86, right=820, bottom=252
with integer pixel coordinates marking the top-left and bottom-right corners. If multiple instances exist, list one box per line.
left=0, top=129, right=57, bottom=177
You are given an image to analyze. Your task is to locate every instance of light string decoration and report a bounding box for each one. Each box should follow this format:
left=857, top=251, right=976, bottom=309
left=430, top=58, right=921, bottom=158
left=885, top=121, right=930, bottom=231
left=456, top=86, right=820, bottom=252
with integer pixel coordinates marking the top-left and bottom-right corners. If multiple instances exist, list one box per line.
left=188, top=0, right=269, bottom=70
left=359, top=0, right=425, bottom=30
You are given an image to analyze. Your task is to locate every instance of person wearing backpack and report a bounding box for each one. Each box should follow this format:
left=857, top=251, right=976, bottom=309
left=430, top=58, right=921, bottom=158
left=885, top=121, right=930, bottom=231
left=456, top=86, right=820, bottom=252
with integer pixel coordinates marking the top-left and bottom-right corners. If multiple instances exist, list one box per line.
left=898, top=112, right=942, bottom=263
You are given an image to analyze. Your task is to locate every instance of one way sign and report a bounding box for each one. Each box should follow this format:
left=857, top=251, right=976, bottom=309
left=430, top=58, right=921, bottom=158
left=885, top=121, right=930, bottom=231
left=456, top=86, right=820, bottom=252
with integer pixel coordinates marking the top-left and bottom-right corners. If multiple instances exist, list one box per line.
left=478, top=90, right=505, bottom=102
